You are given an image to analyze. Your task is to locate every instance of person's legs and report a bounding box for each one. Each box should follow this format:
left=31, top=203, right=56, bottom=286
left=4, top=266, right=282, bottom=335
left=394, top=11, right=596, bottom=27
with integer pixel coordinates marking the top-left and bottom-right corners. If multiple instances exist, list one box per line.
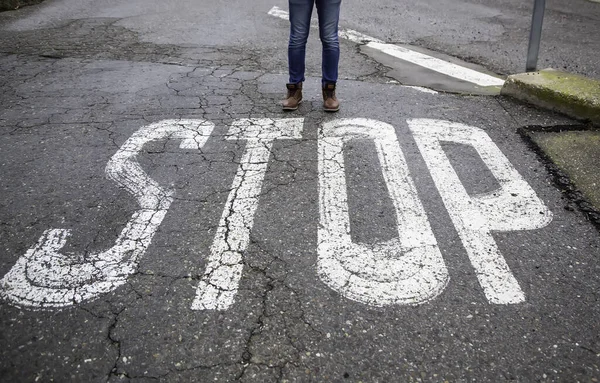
left=315, top=0, right=341, bottom=85
left=288, top=0, right=314, bottom=84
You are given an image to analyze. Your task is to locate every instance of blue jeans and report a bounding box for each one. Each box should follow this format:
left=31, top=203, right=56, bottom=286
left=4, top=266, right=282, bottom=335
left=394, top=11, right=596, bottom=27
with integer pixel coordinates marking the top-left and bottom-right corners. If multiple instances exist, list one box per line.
left=288, top=0, right=341, bottom=85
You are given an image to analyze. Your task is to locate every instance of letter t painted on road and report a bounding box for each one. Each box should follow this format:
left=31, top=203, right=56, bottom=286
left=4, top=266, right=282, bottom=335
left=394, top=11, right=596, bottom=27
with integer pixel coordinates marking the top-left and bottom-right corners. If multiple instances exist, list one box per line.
left=192, top=118, right=304, bottom=311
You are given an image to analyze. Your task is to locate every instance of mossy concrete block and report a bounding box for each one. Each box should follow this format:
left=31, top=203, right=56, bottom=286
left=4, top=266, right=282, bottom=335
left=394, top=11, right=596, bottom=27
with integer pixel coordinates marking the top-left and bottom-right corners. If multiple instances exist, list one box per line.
left=501, top=69, right=600, bottom=126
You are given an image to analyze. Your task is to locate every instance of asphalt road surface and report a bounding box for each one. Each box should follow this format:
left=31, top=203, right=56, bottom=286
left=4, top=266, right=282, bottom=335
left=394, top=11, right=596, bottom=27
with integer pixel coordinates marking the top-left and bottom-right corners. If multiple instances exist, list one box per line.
left=1, top=0, right=599, bottom=382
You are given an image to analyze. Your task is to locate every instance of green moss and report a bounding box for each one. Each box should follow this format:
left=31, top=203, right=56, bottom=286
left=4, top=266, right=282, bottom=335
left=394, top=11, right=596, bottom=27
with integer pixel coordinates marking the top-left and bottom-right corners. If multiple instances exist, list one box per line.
left=533, top=131, right=600, bottom=210
left=504, top=70, right=600, bottom=124
left=537, top=70, right=600, bottom=101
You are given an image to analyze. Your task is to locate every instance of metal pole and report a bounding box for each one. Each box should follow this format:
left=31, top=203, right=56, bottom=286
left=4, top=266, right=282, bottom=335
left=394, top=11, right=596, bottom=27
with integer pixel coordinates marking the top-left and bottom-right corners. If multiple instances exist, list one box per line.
left=526, top=0, right=546, bottom=72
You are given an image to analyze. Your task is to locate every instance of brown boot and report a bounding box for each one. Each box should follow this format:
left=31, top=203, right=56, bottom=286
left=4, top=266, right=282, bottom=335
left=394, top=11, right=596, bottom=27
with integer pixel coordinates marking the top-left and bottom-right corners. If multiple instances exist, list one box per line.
left=282, top=83, right=303, bottom=111
left=322, top=83, right=339, bottom=112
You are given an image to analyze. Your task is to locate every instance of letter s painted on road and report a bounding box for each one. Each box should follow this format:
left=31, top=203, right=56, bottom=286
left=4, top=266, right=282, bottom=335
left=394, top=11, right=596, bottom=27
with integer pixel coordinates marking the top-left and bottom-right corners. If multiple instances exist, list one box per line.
left=0, top=119, right=214, bottom=308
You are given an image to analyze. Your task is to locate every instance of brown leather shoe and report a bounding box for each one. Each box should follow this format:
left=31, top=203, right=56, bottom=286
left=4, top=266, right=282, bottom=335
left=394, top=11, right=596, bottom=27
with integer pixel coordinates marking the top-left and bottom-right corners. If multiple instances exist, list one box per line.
left=282, top=83, right=303, bottom=111
left=322, top=83, right=339, bottom=112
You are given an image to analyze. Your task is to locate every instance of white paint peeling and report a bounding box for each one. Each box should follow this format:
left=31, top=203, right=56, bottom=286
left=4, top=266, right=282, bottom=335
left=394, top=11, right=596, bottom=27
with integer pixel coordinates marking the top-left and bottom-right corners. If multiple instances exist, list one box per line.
left=317, top=118, right=449, bottom=306
left=0, top=119, right=215, bottom=308
left=267, top=6, right=289, bottom=21
left=404, top=86, right=439, bottom=94
left=409, top=119, right=553, bottom=304
left=192, top=118, right=304, bottom=311
left=338, top=29, right=384, bottom=44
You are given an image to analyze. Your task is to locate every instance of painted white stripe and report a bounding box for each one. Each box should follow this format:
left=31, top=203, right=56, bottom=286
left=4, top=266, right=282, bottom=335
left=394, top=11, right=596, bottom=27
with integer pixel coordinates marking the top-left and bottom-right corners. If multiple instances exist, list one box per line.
left=0, top=119, right=215, bottom=308
left=192, top=118, right=304, bottom=311
left=409, top=119, right=553, bottom=304
left=318, top=118, right=449, bottom=306
left=367, top=42, right=504, bottom=87
left=268, top=6, right=504, bottom=87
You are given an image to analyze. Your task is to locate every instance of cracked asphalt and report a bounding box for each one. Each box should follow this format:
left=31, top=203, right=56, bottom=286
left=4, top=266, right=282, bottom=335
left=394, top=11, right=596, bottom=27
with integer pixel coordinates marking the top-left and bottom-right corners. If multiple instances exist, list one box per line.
left=1, top=1, right=600, bottom=382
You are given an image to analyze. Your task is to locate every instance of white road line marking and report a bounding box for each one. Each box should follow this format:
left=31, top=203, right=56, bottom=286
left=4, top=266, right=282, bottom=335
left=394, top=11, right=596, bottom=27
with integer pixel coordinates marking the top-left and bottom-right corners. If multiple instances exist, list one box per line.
left=409, top=119, right=553, bottom=304
left=192, top=118, right=304, bottom=311
left=268, top=6, right=504, bottom=87
left=318, top=118, right=449, bottom=306
left=0, top=119, right=215, bottom=309
left=367, top=42, right=504, bottom=87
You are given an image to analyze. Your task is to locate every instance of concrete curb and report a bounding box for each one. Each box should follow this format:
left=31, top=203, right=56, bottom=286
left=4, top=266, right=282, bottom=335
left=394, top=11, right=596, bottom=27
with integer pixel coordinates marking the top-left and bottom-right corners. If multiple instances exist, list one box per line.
left=501, top=69, right=600, bottom=127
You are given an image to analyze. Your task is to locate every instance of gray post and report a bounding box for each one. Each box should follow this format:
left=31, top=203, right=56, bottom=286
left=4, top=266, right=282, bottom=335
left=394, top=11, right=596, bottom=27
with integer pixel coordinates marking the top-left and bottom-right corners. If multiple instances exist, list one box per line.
left=526, top=0, right=546, bottom=72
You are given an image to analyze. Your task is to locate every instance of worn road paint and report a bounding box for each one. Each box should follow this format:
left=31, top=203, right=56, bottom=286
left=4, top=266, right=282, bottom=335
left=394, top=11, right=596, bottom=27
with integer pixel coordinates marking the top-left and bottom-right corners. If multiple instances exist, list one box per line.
left=409, top=119, right=553, bottom=304
left=317, top=118, right=449, bottom=306
left=192, top=118, right=304, bottom=311
left=0, top=120, right=215, bottom=309
left=267, top=6, right=504, bottom=87
left=267, top=5, right=290, bottom=21
left=404, top=86, right=439, bottom=94
left=1, top=116, right=554, bottom=310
